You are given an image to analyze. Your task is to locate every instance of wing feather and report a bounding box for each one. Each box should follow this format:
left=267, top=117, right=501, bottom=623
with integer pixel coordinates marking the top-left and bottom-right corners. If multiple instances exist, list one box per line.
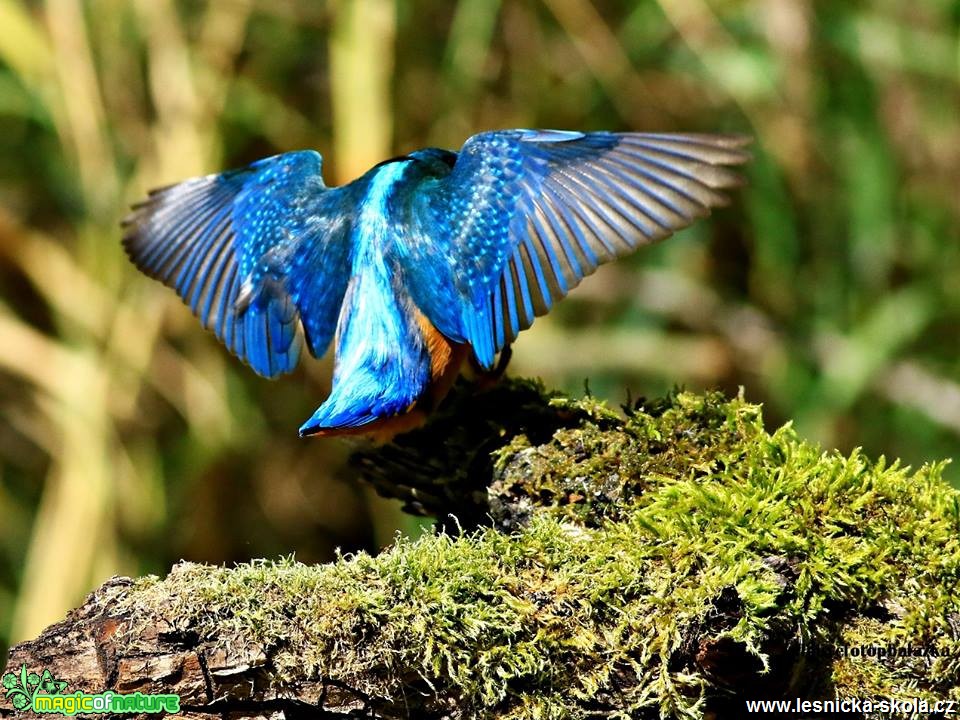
left=123, top=150, right=352, bottom=378
left=406, top=130, right=750, bottom=367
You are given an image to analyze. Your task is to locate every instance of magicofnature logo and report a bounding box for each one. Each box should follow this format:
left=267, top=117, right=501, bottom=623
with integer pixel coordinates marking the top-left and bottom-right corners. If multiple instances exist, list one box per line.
left=2, top=665, right=179, bottom=715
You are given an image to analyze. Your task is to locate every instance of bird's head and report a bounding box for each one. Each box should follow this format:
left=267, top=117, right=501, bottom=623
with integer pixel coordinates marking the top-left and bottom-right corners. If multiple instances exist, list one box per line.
left=408, top=148, right=457, bottom=173
left=363, top=148, right=457, bottom=186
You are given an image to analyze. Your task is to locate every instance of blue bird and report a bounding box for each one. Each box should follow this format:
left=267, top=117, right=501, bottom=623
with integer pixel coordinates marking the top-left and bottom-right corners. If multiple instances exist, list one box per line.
left=123, top=130, right=749, bottom=441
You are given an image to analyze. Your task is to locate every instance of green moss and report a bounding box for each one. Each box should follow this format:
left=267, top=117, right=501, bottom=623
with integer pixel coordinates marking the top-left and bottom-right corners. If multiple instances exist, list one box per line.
left=489, top=389, right=758, bottom=529
left=119, top=384, right=960, bottom=719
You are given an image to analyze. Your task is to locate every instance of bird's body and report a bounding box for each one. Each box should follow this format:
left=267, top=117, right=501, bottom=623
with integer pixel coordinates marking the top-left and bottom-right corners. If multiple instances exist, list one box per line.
left=123, top=130, right=749, bottom=440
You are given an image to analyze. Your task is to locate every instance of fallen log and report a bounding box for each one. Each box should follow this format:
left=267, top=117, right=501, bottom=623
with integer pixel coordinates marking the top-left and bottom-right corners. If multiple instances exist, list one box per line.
left=4, top=380, right=959, bottom=719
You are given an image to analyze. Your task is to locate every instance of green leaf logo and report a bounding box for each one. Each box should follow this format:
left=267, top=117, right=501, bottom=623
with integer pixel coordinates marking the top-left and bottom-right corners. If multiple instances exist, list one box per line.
left=2, top=664, right=69, bottom=713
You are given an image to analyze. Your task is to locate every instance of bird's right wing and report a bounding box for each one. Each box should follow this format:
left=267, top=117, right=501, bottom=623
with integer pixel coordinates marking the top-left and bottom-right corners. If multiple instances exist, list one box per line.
left=123, top=151, right=353, bottom=378
left=405, top=130, right=750, bottom=368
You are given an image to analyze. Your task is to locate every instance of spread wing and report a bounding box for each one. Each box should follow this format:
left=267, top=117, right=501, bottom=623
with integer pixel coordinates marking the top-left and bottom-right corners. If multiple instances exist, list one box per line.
left=122, top=151, right=352, bottom=377
left=405, top=130, right=750, bottom=368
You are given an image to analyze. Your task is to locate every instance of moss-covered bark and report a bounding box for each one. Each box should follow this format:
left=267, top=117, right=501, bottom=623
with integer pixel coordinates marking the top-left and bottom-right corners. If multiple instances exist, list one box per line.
left=4, top=380, right=960, bottom=719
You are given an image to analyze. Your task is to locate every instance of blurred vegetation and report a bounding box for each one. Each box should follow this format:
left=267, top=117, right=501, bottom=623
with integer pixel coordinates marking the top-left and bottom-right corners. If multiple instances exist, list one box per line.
left=0, top=0, right=957, bottom=658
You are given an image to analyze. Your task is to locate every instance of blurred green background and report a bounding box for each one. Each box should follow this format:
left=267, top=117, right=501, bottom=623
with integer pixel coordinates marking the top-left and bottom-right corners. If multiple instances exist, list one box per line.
left=0, top=0, right=958, bottom=655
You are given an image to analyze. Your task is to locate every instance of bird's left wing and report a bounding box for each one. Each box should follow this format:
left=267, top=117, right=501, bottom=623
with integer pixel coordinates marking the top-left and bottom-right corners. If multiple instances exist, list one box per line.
left=405, top=130, right=750, bottom=368
left=123, top=151, right=352, bottom=378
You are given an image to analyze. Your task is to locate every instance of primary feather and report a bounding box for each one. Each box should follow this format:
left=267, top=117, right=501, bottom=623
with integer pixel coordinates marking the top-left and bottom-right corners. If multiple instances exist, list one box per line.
left=122, top=130, right=750, bottom=437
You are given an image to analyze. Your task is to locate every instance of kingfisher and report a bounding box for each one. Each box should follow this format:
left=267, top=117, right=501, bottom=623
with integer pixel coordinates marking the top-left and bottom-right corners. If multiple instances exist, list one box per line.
left=123, top=129, right=749, bottom=441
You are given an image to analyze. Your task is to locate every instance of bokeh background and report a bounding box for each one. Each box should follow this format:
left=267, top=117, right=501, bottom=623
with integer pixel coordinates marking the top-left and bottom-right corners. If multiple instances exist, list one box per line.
left=0, top=0, right=958, bottom=655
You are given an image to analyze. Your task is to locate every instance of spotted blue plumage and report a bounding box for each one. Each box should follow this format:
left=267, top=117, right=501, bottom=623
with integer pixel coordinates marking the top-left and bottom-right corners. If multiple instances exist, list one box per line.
left=404, top=130, right=750, bottom=368
left=123, top=151, right=351, bottom=378
left=123, top=130, right=750, bottom=436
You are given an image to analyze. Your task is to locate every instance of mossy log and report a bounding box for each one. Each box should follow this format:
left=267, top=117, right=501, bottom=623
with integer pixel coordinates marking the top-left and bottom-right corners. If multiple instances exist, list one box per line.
left=3, top=380, right=960, bottom=719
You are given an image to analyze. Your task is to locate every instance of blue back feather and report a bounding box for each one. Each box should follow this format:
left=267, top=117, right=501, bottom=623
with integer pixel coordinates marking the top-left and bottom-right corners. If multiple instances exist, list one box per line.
left=298, top=160, right=431, bottom=435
